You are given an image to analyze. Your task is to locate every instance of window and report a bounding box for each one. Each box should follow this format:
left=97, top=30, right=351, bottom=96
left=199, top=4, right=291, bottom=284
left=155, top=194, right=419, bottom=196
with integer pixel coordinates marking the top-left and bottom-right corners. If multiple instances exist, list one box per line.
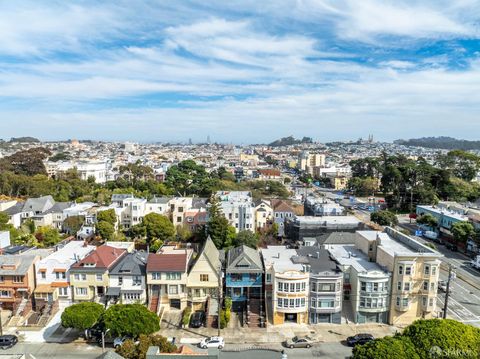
left=319, top=300, right=334, bottom=308
left=295, top=298, right=300, bottom=307
left=289, top=283, right=295, bottom=292
left=178, top=207, right=184, bottom=213
left=118, top=276, right=123, bottom=285
left=55, top=272, right=66, bottom=280
left=360, top=298, right=365, bottom=308
left=124, top=293, right=140, bottom=301
left=0, top=290, right=10, bottom=298
left=41, top=272, right=46, bottom=279
left=311, top=282, right=317, bottom=292
left=166, top=272, right=181, bottom=280
left=429, top=298, right=434, bottom=306
left=231, top=273, right=242, bottom=282
left=398, top=265, right=403, bottom=275
left=361, top=282, right=366, bottom=291
left=289, top=299, right=295, bottom=308
left=96, top=274, right=103, bottom=282
left=0, top=276, right=3, bottom=282
left=430, top=282, right=435, bottom=291
left=311, top=298, right=316, bottom=308
left=169, top=285, right=178, bottom=294
left=76, top=287, right=87, bottom=296
left=301, top=282, right=306, bottom=291
left=397, top=282, right=402, bottom=291
left=319, top=283, right=335, bottom=292
left=278, top=298, right=283, bottom=308
left=373, top=283, right=378, bottom=292
left=402, top=298, right=409, bottom=307
left=404, top=282, right=411, bottom=291
left=423, top=281, right=428, bottom=291
left=12, top=276, right=22, bottom=283
left=424, top=265, right=430, bottom=275
left=152, top=272, right=161, bottom=280
left=300, top=298, right=305, bottom=307
left=422, top=297, right=427, bottom=306
left=176, top=216, right=182, bottom=223
left=396, top=297, right=400, bottom=306
left=200, top=274, right=209, bottom=282
left=133, top=276, right=142, bottom=286
left=278, top=282, right=283, bottom=292
left=295, top=283, right=300, bottom=292
left=432, top=266, right=437, bottom=275
left=405, top=266, right=412, bottom=275
left=249, top=273, right=257, bottom=282
left=59, top=287, right=68, bottom=296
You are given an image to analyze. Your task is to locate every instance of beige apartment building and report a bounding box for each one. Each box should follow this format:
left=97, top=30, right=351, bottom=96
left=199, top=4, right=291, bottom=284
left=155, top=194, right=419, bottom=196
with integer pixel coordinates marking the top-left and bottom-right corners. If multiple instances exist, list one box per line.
left=356, top=227, right=443, bottom=325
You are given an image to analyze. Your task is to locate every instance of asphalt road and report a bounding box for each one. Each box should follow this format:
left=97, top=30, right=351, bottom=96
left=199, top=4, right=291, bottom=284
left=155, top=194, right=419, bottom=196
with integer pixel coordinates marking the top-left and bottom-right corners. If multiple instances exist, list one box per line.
left=3, top=342, right=352, bottom=359
left=2, top=342, right=103, bottom=359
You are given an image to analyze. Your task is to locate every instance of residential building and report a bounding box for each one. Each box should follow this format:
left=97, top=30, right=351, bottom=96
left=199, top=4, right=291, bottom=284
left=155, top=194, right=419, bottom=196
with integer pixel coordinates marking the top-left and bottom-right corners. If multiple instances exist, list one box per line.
left=146, top=245, right=193, bottom=313
left=262, top=246, right=309, bottom=325
left=416, top=205, right=468, bottom=236
left=298, top=152, right=325, bottom=174
left=34, top=241, right=95, bottom=305
left=328, top=244, right=391, bottom=324
left=216, top=191, right=255, bottom=233
left=225, top=245, right=263, bottom=313
left=254, top=199, right=272, bottom=230
left=0, top=254, right=39, bottom=312
left=70, top=245, right=127, bottom=302
left=169, top=197, right=194, bottom=227
left=356, top=227, right=443, bottom=325
left=120, top=197, right=147, bottom=228
left=271, top=199, right=295, bottom=237
left=296, top=247, right=343, bottom=324
left=107, top=251, right=148, bottom=305
left=186, top=237, right=221, bottom=311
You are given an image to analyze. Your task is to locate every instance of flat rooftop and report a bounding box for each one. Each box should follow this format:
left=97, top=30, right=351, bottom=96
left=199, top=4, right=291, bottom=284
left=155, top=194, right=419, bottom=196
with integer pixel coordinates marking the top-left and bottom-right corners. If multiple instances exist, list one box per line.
left=327, top=244, right=387, bottom=274
left=261, top=246, right=303, bottom=273
left=294, top=216, right=360, bottom=225
left=417, top=205, right=468, bottom=221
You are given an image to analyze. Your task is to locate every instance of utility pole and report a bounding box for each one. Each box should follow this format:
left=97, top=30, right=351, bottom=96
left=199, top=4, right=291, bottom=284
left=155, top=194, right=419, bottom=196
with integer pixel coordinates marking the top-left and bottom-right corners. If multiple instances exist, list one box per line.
left=217, top=264, right=222, bottom=337
left=443, top=265, right=455, bottom=319
left=0, top=308, right=3, bottom=336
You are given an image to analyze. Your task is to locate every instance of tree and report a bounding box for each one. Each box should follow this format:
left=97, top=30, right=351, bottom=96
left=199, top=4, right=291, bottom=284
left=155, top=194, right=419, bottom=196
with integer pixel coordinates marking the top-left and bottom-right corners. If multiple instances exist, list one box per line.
left=142, top=213, right=175, bottom=244
left=34, top=226, right=61, bottom=247
left=0, top=212, right=9, bottom=230
left=402, top=319, right=480, bottom=359
left=176, top=224, right=193, bottom=242
left=103, top=304, right=160, bottom=337
left=61, top=302, right=104, bottom=331
left=116, top=334, right=176, bottom=359
left=96, top=209, right=117, bottom=226
left=451, top=221, right=475, bottom=244
left=63, top=215, right=85, bottom=234
left=234, top=230, right=258, bottom=249
left=352, top=336, right=420, bottom=359
left=166, top=160, right=219, bottom=196
left=97, top=221, right=115, bottom=241
left=348, top=177, right=378, bottom=196
left=370, top=210, right=398, bottom=227
left=416, top=214, right=438, bottom=229
left=207, top=195, right=236, bottom=249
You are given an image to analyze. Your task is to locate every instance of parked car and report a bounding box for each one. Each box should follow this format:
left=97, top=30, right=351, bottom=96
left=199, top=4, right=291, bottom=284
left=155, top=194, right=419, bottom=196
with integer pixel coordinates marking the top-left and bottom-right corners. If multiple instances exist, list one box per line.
left=113, top=336, right=133, bottom=349
left=346, top=333, right=374, bottom=347
left=0, top=335, right=18, bottom=350
left=285, top=336, right=313, bottom=348
left=199, top=336, right=224, bottom=349
left=190, top=311, right=206, bottom=328
left=437, top=280, right=451, bottom=293
left=445, top=243, right=458, bottom=252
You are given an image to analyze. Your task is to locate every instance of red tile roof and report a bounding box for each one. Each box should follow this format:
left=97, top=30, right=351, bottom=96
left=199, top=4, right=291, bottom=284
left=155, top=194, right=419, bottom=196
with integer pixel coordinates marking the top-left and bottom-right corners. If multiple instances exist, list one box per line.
left=147, top=253, right=187, bottom=272
left=72, top=245, right=126, bottom=269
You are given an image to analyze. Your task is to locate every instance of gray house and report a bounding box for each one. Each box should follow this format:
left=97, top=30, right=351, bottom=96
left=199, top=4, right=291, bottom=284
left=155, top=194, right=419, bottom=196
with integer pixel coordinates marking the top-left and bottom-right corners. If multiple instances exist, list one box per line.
left=296, top=246, right=343, bottom=324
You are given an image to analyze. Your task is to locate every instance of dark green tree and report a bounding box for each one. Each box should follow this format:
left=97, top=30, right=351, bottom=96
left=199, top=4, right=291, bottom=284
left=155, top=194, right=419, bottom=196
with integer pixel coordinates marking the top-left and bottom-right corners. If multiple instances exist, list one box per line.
left=234, top=230, right=259, bottom=249
left=207, top=195, right=235, bottom=248
left=451, top=221, right=475, bottom=243
left=61, top=302, right=105, bottom=330
left=96, top=221, right=115, bottom=240
left=352, top=336, right=420, bottom=359
left=103, top=304, right=160, bottom=337
left=96, top=209, right=117, bottom=226
left=416, top=214, right=438, bottom=229
left=370, top=210, right=398, bottom=227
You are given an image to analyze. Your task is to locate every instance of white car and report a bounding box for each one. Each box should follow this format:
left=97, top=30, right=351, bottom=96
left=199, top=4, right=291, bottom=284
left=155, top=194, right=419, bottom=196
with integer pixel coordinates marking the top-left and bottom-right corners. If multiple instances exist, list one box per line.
left=199, top=336, right=224, bottom=349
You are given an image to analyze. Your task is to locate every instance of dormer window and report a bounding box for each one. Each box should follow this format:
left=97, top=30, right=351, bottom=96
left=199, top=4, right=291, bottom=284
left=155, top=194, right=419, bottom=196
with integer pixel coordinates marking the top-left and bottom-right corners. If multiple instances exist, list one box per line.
left=84, top=263, right=96, bottom=267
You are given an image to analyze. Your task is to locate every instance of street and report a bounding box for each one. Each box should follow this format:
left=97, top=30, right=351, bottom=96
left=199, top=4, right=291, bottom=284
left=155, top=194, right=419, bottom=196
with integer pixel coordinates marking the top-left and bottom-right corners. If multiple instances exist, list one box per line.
left=1, top=341, right=352, bottom=359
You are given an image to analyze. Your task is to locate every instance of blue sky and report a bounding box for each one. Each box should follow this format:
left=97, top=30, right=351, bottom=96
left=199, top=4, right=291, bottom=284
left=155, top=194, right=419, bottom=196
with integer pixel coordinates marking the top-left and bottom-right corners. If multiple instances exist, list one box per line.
left=0, top=0, right=479, bottom=143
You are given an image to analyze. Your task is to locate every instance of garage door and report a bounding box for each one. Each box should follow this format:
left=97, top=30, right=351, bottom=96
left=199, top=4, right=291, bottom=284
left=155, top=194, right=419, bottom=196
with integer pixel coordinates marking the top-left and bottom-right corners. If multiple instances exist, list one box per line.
left=170, top=299, right=181, bottom=309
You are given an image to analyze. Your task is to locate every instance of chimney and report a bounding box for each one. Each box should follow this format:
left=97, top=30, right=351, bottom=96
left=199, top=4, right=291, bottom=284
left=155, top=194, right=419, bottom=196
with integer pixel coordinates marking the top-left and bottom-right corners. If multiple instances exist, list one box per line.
left=316, top=251, right=320, bottom=259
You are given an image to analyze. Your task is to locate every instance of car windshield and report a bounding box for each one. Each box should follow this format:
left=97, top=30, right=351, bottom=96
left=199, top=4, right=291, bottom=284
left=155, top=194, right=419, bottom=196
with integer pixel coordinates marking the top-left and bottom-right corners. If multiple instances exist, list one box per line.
left=292, top=336, right=298, bottom=342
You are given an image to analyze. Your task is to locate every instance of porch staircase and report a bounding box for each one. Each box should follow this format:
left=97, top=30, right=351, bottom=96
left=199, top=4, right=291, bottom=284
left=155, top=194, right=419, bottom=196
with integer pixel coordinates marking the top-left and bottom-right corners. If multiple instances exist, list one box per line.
left=149, top=296, right=159, bottom=314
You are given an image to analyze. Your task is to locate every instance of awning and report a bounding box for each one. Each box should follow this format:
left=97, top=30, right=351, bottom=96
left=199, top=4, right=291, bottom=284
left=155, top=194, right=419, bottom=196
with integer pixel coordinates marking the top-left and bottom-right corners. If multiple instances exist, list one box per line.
left=38, top=268, right=47, bottom=272
left=34, top=284, right=55, bottom=293
left=51, top=282, right=69, bottom=288
left=106, top=287, right=121, bottom=296
left=54, top=268, right=66, bottom=273
left=16, top=288, right=28, bottom=292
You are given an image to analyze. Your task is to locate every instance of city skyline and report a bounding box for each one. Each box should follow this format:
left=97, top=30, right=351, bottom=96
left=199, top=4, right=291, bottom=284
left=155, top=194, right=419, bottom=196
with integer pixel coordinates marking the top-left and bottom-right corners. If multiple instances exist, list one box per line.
left=1, top=1, right=479, bottom=142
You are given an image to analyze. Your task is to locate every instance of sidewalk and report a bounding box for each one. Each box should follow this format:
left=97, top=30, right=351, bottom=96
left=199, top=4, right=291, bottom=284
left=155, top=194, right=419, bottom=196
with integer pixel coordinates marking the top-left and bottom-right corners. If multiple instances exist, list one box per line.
left=160, top=322, right=399, bottom=346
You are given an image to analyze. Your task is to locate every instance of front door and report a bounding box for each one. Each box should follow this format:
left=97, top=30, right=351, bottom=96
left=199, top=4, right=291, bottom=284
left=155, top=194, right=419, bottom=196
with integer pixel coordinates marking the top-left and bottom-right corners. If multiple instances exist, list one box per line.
left=97, top=286, right=104, bottom=296
left=285, top=313, right=297, bottom=323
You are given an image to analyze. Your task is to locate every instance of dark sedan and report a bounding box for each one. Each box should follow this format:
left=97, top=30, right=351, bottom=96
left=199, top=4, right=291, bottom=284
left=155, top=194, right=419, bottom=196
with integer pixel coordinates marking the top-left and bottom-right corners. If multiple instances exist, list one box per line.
left=0, top=335, right=18, bottom=350
left=190, top=311, right=206, bottom=328
left=346, top=333, right=374, bottom=346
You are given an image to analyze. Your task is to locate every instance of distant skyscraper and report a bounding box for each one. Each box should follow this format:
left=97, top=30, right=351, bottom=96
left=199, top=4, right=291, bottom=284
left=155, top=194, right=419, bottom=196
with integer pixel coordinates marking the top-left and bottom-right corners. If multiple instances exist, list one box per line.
left=207, top=135, right=211, bottom=144
left=188, top=138, right=193, bottom=145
